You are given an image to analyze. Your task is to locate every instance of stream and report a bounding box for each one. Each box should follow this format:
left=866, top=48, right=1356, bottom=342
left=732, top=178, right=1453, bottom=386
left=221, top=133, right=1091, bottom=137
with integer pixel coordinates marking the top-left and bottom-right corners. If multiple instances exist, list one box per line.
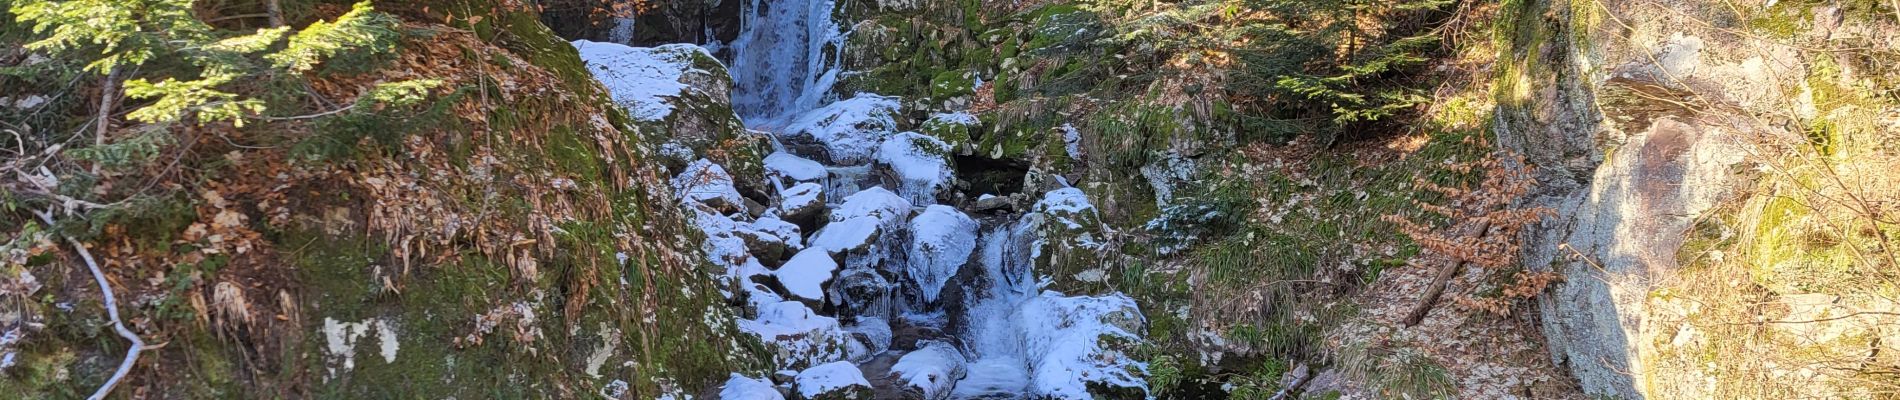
left=577, top=0, right=1151, bottom=397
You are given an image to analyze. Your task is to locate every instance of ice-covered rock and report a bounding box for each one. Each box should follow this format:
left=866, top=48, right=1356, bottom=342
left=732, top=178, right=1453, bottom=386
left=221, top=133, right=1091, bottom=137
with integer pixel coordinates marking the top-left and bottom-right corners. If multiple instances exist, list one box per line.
left=829, top=266, right=893, bottom=317
left=875, top=132, right=954, bottom=204
left=1015, top=292, right=1148, bottom=399
left=905, top=206, right=978, bottom=303
left=780, top=95, right=903, bottom=165
left=794, top=361, right=875, bottom=400
left=767, top=152, right=829, bottom=185
left=832, top=187, right=913, bottom=229
left=674, top=159, right=746, bottom=214
left=740, top=301, right=856, bottom=370
left=719, top=374, right=786, bottom=400
left=889, top=341, right=968, bottom=400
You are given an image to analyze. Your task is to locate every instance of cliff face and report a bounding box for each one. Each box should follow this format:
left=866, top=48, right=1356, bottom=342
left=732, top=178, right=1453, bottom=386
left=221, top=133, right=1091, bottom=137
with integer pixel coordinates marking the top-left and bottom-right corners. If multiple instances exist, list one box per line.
left=1502, top=0, right=1900, bottom=398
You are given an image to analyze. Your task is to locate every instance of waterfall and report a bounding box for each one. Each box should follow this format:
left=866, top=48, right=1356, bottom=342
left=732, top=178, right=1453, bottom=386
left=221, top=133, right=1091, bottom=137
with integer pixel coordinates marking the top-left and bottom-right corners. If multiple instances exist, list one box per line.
left=729, top=0, right=843, bottom=124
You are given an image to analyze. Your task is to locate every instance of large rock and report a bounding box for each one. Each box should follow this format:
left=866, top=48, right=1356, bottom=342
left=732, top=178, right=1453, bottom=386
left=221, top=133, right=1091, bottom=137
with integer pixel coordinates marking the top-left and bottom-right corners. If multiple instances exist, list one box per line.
left=793, top=361, right=875, bottom=400
left=904, top=205, right=978, bottom=304
left=777, top=248, right=841, bottom=307
left=739, top=301, right=858, bottom=370
left=887, top=341, right=968, bottom=400
left=875, top=132, right=955, bottom=204
left=776, top=182, right=829, bottom=230
left=779, top=95, right=904, bottom=165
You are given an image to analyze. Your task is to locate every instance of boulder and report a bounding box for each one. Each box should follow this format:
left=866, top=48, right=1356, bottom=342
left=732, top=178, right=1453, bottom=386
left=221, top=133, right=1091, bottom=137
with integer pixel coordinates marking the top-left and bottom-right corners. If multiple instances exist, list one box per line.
left=793, top=361, right=875, bottom=400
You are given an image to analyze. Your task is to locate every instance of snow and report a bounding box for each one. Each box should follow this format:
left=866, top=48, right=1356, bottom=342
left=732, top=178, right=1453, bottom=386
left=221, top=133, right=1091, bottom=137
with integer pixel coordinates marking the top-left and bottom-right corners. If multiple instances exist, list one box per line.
left=777, top=182, right=825, bottom=215
left=739, top=301, right=855, bottom=369
left=1014, top=292, right=1148, bottom=398
left=719, top=374, right=785, bottom=400
left=777, top=248, right=839, bottom=302
left=891, top=341, right=968, bottom=400
left=1034, top=187, right=1098, bottom=229
left=876, top=132, right=954, bottom=204
left=572, top=40, right=715, bottom=121
left=952, top=358, right=1032, bottom=398
left=672, top=159, right=745, bottom=212
left=1059, top=123, right=1083, bottom=160
left=750, top=216, right=804, bottom=250
left=929, top=111, right=979, bottom=126
left=765, top=151, right=828, bottom=184
left=779, top=94, right=904, bottom=165
left=811, top=216, right=880, bottom=254
left=906, top=205, right=979, bottom=302
left=795, top=361, right=872, bottom=399
left=832, top=186, right=914, bottom=228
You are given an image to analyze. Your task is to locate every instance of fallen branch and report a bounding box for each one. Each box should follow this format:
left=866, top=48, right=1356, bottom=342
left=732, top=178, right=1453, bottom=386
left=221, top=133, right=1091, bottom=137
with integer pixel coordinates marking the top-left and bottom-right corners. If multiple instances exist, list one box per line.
left=33, top=209, right=145, bottom=400
left=1403, top=221, right=1493, bottom=327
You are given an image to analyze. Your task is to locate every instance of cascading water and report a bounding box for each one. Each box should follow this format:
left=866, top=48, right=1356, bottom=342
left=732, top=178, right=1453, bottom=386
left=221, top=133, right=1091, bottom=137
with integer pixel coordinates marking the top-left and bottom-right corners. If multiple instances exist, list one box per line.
left=580, top=0, right=1150, bottom=397
left=728, top=0, right=842, bottom=123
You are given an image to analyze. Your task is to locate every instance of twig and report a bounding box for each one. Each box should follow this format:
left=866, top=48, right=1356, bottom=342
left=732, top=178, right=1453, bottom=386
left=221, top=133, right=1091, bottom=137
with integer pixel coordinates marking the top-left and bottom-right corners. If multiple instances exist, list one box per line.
left=32, top=209, right=145, bottom=400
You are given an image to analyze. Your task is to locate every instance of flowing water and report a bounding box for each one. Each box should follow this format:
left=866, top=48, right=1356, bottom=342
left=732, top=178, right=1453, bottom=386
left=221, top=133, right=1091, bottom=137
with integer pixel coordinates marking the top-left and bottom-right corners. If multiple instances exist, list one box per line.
left=588, top=0, right=1150, bottom=397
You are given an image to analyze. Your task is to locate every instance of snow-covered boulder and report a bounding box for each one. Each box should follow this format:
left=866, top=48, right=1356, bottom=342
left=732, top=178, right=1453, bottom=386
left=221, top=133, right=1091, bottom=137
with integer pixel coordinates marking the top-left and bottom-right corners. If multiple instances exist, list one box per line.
left=673, top=159, right=746, bottom=214
left=794, top=361, right=875, bottom=400
left=1015, top=292, right=1148, bottom=399
left=777, top=248, right=840, bottom=305
left=767, top=152, right=829, bottom=186
left=875, top=132, right=954, bottom=204
left=905, top=205, right=978, bottom=303
left=831, top=187, right=913, bottom=229
left=736, top=217, right=802, bottom=267
left=776, top=182, right=828, bottom=230
left=811, top=217, right=881, bottom=255
left=889, top=341, right=968, bottom=400
left=740, top=301, right=857, bottom=370
left=719, top=374, right=786, bottom=400
left=780, top=95, right=903, bottom=165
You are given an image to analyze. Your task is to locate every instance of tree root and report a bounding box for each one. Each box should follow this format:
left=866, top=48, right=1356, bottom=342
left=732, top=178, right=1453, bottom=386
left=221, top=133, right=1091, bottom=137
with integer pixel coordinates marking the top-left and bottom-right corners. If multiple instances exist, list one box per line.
left=33, top=210, right=145, bottom=400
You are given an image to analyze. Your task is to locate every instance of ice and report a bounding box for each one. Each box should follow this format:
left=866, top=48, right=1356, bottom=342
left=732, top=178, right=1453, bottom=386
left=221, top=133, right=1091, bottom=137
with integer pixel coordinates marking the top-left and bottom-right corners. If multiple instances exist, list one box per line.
left=832, top=186, right=913, bottom=229
left=765, top=151, right=828, bottom=184
left=890, top=341, right=968, bottom=400
left=571, top=41, right=715, bottom=121
left=718, top=374, right=785, bottom=400
left=876, top=132, right=954, bottom=204
left=952, top=358, right=1032, bottom=398
left=794, top=361, right=872, bottom=399
left=729, top=0, right=841, bottom=121
left=906, top=205, right=979, bottom=303
left=1059, top=123, right=1083, bottom=160
left=777, top=248, right=839, bottom=302
left=1014, top=292, right=1148, bottom=399
left=779, top=94, right=903, bottom=165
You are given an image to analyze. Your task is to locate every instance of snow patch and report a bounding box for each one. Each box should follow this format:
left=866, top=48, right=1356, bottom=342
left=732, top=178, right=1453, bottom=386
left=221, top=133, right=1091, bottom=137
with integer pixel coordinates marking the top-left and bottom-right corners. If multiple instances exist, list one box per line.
left=765, top=151, right=828, bottom=184
left=720, top=374, right=786, bottom=400
left=795, top=361, right=872, bottom=399
left=777, top=248, right=839, bottom=302
left=572, top=41, right=717, bottom=121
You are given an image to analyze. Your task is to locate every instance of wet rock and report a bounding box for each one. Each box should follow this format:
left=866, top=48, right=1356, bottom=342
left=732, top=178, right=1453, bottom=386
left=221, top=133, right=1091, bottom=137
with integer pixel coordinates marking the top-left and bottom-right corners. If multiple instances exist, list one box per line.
left=794, top=361, right=875, bottom=400
left=970, top=194, right=1013, bottom=213
left=738, top=217, right=801, bottom=268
